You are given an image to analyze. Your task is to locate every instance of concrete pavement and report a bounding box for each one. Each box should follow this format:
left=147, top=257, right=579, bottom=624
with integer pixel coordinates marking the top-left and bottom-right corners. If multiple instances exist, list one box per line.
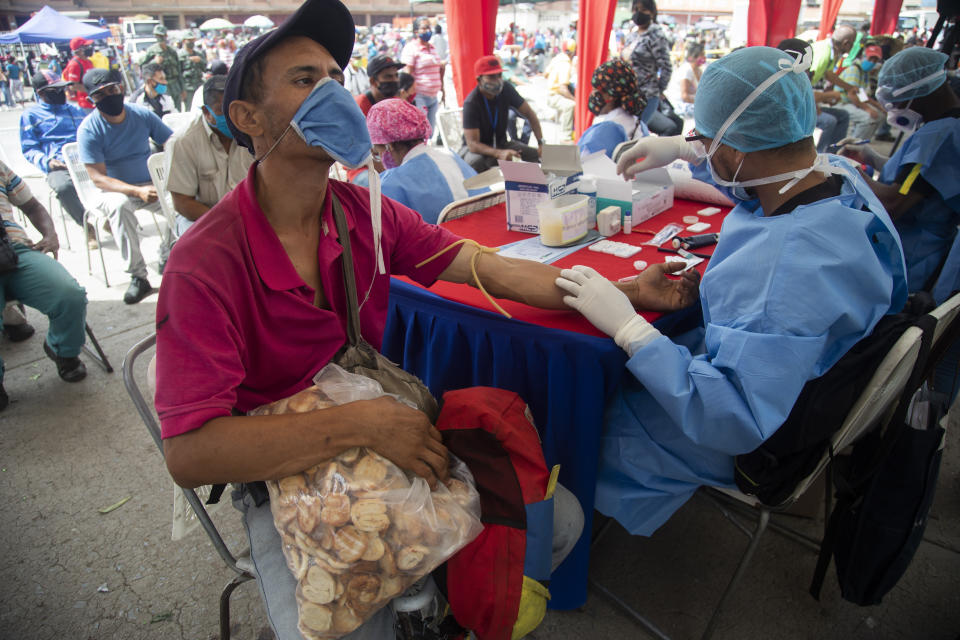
left=0, top=102, right=957, bottom=640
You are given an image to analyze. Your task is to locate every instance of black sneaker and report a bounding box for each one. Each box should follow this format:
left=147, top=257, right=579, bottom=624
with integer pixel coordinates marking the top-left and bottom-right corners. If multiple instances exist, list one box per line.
left=43, top=341, right=87, bottom=382
left=3, top=322, right=35, bottom=342
left=0, top=382, right=8, bottom=411
left=123, top=276, right=153, bottom=304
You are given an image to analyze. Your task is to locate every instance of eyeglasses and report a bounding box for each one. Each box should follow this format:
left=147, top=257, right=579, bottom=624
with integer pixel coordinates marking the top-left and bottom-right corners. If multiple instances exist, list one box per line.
left=684, top=129, right=705, bottom=143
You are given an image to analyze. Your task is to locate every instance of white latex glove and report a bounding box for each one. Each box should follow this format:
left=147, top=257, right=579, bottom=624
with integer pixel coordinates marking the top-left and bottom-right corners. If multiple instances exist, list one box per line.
left=616, top=135, right=703, bottom=180
left=835, top=137, right=887, bottom=171
left=555, top=265, right=662, bottom=355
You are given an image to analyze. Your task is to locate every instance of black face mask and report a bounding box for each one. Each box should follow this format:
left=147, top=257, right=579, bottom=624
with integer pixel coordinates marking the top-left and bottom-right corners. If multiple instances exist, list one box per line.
left=377, top=81, right=399, bottom=98
left=41, top=88, right=66, bottom=105
left=633, top=12, right=652, bottom=27
left=94, top=93, right=124, bottom=117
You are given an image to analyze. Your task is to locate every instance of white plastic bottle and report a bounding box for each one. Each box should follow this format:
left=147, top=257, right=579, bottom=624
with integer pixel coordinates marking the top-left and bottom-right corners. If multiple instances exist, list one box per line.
left=623, top=213, right=632, bottom=235
left=579, top=177, right=597, bottom=229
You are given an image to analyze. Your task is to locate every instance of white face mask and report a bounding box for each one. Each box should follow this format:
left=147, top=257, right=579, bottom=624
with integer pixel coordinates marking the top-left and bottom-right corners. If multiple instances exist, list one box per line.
left=696, top=51, right=845, bottom=202
left=885, top=98, right=923, bottom=133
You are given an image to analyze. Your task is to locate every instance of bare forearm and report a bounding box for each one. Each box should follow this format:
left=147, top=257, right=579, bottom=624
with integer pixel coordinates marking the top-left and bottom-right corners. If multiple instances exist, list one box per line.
left=476, top=255, right=569, bottom=308
left=162, top=405, right=378, bottom=488
left=171, top=192, right=211, bottom=221
left=22, top=198, right=57, bottom=238
left=91, top=173, right=141, bottom=197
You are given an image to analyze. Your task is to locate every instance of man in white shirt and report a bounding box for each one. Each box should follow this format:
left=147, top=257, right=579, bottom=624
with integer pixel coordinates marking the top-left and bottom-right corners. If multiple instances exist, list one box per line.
left=165, top=74, right=254, bottom=235
left=343, top=46, right=369, bottom=96
left=135, top=63, right=177, bottom=119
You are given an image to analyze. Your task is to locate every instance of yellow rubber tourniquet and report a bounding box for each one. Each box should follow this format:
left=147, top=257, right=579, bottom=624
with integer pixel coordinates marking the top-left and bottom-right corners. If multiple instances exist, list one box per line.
left=899, top=163, right=923, bottom=196
left=415, top=238, right=511, bottom=318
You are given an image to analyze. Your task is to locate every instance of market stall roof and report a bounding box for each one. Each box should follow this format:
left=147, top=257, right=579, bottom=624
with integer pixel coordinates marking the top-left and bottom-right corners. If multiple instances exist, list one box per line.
left=0, top=5, right=111, bottom=44
left=198, top=18, right=236, bottom=31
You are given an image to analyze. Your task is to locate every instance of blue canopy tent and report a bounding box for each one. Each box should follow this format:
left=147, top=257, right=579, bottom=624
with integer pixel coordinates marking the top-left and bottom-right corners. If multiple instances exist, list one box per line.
left=0, top=5, right=110, bottom=43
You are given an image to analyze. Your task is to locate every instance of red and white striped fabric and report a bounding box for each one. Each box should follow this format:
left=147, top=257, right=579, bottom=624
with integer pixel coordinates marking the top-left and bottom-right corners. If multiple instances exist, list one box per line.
left=400, top=40, right=443, bottom=98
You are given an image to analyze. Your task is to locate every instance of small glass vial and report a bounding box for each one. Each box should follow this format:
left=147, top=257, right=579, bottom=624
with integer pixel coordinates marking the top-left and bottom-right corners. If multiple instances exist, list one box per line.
left=623, top=213, right=632, bottom=235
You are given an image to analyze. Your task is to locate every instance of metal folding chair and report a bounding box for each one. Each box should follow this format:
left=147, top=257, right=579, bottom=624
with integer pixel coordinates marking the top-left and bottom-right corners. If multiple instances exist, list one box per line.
left=590, top=324, right=927, bottom=640
left=122, top=333, right=253, bottom=640
left=436, top=189, right=506, bottom=225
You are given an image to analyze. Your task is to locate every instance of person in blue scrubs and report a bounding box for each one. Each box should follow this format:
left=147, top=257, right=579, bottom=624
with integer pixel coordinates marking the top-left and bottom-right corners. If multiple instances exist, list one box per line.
left=556, top=47, right=908, bottom=536
left=366, top=98, right=487, bottom=225
left=838, top=48, right=960, bottom=301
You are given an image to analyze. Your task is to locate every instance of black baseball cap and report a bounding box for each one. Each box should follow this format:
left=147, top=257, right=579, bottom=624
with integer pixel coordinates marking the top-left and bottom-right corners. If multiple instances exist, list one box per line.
left=207, top=60, right=228, bottom=76
left=82, top=68, right=122, bottom=95
left=223, top=0, right=356, bottom=152
left=366, top=54, right=404, bottom=79
left=31, top=70, right=69, bottom=92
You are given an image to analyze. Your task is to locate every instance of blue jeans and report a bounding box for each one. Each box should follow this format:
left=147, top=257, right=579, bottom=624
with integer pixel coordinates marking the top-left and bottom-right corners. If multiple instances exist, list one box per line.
left=0, top=243, right=87, bottom=382
left=415, top=93, right=440, bottom=135
left=639, top=95, right=660, bottom=124
left=816, top=106, right=850, bottom=152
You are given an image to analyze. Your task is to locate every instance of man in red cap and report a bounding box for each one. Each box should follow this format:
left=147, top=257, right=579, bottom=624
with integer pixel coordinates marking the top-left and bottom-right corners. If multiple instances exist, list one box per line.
left=460, top=54, right=543, bottom=172
left=62, top=37, right=94, bottom=110
left=835, top=43, right=886, bottom=140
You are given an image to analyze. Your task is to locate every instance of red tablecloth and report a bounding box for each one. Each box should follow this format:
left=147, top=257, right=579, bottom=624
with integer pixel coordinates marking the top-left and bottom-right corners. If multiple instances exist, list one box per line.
left=397, top=198, right=730, bottom=337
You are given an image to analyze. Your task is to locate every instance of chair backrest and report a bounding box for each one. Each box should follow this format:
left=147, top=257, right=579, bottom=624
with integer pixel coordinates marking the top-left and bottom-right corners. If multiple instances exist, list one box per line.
left=122, top=333, right=247, bottom=574
left=147, top=152, right=178, bottom=235
left=436, top=188, right=506, bottom=224
left=929, top=291, right=960, bottom=350
left=788, top=325, right=924, bottom=501
left=162, top=111, right=195, bottom=134
left=61, top=142, right=102, bottom=213
left=436, top=107, right=464, bottom=152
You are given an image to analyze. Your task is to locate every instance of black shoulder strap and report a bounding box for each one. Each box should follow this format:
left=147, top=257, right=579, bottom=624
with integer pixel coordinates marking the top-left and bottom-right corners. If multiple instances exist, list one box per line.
left=364, top=90, right=377, bottom=106
left=330, top=190, right=362, bottom=348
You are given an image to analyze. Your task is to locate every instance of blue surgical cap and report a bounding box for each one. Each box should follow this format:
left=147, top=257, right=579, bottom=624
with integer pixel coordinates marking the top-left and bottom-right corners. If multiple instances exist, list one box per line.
left=877, top=47, right=948, bottom=104
left=694, top=46, right=816, bottom=153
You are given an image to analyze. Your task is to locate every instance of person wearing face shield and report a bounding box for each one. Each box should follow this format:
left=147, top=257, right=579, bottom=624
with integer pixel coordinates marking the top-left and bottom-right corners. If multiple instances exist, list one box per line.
left=62, top=37, right=94, bottom=110
left=153, top=4, right=702, bottom=635
left=839, top=47, right=960, bottom=303
left=20, top=71, right=92, bottom=244
left=367, top=98, right=485, bottom=225
left=558, top=46, right=907, bottom=536
left=461, top=55, right=543, bottom=172
left=354, top=53, right=404, bottom=115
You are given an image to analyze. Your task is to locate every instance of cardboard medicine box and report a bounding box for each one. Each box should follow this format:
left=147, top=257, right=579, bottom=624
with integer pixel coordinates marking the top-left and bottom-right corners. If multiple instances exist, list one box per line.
left=499, top=145, right=583, bottom=233
left=580, top=151, right=674, bottom=224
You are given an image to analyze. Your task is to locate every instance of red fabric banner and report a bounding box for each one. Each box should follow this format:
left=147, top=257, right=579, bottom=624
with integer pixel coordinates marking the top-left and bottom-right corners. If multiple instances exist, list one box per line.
left=747, top=0, right=803, bottom=47
left=574, top=0, right=618, bottom=138
left=871, top=0, right=904, bottom=35
left=443, top=0, right=499, bottom=106
left=818, top=0, right=844, bottom=40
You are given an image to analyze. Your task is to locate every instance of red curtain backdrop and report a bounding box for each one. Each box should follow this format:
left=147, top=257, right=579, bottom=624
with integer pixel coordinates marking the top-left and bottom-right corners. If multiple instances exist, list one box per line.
left=443, top=0, right=499, bottom=106
left=871, top=0, right=904, bottom=35
left=574, top=0, right=618, bottom=138
left=747, top=0, right=803, bottom=47
left=818, top=0, right=844, bottom=40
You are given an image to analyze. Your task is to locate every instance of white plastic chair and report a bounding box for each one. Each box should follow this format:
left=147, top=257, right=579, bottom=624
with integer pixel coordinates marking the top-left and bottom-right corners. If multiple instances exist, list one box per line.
left=161, top=111, right=195, bottom=134
left=123, top=333, right=254, bottom=640
left=436, top=108, right=464, bottom=153
left=61, top=142, right=112, bottom=286
left=436, top=189, right=506, bottom=225
left=147, top=152, right=179, bottom=240
left=591, top=324, right=926, bottom=640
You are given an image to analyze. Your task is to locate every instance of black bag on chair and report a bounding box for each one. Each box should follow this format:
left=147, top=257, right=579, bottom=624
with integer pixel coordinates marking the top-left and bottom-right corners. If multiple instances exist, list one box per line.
left=0, top=224, right=20, bottom=274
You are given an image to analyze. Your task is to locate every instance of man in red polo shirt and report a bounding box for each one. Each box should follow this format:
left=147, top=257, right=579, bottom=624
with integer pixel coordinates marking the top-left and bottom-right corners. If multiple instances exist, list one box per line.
left=154, top=1, right=697, bottom=637
left=62, top=37, right=94, bottom=110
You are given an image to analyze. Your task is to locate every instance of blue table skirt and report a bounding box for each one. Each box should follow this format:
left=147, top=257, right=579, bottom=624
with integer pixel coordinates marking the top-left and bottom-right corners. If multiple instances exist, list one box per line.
left=384, top=279, right=702, bottom=609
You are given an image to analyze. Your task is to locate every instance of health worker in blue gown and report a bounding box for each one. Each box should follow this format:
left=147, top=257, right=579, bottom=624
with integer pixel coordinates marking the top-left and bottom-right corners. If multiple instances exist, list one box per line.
left=556, top=46, right=908, bottom=536
left=838, top=47, right=960, bottom=302
left=366, top=98, right=487, bottom=225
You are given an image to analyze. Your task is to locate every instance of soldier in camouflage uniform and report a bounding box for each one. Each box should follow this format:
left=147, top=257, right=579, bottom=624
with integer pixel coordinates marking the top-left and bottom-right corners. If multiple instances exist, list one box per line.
left=178, top=34, right=206, bottom=100
left=139, top=25, right=184, bottom=110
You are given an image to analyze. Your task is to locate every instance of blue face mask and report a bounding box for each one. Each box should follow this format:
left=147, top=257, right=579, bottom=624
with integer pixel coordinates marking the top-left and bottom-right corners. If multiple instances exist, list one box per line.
left=419, top=31, right=432, bottom=43
left=284, top=77, right=372, bottom=169
left=155, top=83, right=167, bottom=95
left=205, top=107, right=234, bottom=139
left=860, top=60, right=876, bottom=72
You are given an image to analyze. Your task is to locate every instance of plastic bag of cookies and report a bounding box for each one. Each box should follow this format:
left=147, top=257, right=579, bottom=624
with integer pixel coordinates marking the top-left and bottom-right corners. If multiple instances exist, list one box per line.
left=249, top=364, right=483, bottom=639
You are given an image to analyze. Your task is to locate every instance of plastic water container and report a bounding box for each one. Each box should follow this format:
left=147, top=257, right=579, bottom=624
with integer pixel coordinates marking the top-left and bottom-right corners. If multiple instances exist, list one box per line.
left=578, top=177, right=597, bottom=229
left=538, top=194, right=589, bottom=247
